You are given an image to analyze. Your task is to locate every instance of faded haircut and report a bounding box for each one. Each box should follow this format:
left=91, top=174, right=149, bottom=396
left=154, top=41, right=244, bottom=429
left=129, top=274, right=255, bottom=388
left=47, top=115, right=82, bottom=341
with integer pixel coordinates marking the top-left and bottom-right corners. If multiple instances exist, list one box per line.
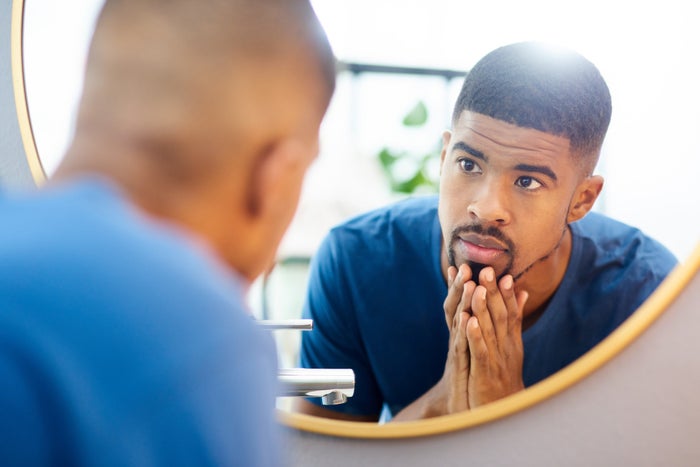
left=79, top=0, right=335, bottom=184
left=452, top=42, right=612, bottom=171
left=94, top=0, right=335, bottom=97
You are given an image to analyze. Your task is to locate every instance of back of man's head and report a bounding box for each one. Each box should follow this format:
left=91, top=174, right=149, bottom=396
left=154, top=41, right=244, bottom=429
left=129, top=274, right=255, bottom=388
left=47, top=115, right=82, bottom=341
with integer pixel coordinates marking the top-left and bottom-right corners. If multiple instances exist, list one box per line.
left=452, top=42, right=611, bottom=171
left=55, top=0, right=336, bottom=280
left=63, top=0, right=334, bottom=182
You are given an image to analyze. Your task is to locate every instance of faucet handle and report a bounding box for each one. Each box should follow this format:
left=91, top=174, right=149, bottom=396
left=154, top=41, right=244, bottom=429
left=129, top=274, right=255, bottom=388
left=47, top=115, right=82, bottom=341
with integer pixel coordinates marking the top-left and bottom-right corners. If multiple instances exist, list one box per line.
left=321, top=390, right=349, bottom=406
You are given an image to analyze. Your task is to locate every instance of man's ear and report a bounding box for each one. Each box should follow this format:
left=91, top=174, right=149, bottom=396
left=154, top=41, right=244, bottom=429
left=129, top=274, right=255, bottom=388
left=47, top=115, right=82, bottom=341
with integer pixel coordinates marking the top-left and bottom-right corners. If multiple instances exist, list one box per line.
left=245, top=138, right=309, bottom=222
left=567, top=175, right=604, bottom=223
left=439, top=130, right=451, bottom=174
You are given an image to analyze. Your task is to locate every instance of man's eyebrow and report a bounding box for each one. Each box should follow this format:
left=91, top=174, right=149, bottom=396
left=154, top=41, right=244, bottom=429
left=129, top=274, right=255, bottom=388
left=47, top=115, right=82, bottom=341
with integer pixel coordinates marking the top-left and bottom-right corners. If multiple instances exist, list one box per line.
left=514, top=163, right=558, bottom=182
left=452, top=141, right=487, bottom=162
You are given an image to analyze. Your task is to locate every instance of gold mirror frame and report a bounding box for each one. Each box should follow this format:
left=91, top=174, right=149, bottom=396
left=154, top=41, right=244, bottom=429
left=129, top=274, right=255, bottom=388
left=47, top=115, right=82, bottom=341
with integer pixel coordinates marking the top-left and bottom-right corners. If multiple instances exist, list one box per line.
left=11, top=0, right=700, bottom=440
left=10, top=0, right=45, bottom=185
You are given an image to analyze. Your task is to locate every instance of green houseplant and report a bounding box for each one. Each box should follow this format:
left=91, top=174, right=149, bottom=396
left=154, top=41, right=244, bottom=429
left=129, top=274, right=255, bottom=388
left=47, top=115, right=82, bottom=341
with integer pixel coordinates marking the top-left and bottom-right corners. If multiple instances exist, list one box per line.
left=377, top=100, right=442, bottom=194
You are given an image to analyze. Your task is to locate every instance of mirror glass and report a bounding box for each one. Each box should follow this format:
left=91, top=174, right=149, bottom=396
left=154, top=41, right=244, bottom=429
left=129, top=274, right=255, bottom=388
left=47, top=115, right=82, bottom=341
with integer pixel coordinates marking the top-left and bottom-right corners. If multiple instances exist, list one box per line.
left=21, top=0, right=700, bottom=429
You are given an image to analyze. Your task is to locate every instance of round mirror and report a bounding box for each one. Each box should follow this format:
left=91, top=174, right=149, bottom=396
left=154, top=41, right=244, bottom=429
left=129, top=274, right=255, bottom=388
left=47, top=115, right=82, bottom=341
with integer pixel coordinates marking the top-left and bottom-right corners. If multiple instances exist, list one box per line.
left=12, top=0, right=700, bottom=439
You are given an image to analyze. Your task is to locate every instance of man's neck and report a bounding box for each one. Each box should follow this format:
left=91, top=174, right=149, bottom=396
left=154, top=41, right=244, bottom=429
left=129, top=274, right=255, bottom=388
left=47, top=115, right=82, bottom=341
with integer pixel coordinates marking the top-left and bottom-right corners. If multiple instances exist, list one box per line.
left=517, top=226, right=573, bottom=319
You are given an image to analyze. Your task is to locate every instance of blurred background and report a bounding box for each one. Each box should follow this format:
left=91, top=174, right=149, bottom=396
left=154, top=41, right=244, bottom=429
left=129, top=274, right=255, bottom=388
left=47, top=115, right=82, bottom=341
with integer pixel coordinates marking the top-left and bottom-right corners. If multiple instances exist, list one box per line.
left=22, top=0, right=700, bottom=368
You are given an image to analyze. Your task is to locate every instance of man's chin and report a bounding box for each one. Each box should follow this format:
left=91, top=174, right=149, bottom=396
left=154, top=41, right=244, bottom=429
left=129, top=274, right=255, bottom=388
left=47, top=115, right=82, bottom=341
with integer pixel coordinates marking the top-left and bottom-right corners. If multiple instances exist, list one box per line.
left=466, top=261, right=489, bottom=282
left=450, top=246, right=511, bottom=281
left=453, top=258, right=512, bottom=282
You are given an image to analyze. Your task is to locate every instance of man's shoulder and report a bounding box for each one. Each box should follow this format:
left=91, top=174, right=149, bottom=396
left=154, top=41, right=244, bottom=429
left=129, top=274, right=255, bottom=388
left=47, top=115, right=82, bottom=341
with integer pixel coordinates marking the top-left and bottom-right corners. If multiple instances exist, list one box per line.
left=572, top=210, right=640, bottom=237
left=315, top=195, right=439, bottom=276
left=570, top=211, right=678, bottom=285
left=573, top=212, right=676, bottom=261
left=0, top=179, right=250, bottom=319
left=329, top=195, right=438, bottom=240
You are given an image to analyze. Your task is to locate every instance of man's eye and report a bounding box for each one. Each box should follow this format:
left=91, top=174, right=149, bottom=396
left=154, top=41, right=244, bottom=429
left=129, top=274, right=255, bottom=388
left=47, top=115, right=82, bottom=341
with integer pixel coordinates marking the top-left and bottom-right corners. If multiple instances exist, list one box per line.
left=515, top=176, right=542, bottom=190
left=459, top=158, right=482, bottom=174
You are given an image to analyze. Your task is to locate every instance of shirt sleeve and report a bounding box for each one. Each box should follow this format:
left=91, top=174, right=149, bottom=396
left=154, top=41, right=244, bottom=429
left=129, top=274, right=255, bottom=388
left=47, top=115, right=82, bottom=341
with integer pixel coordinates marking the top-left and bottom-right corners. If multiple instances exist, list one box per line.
left=299, top=230, right=384, bottom=417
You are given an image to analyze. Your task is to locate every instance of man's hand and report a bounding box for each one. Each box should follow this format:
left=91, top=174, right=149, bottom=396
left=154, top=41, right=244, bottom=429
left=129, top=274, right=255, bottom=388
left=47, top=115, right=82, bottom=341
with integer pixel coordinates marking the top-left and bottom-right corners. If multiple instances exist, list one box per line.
left=394, top=263, right=527, bottom=421
left=466, top=267, right=529, bottom=408
left=438, top=263, right=477, bottom=414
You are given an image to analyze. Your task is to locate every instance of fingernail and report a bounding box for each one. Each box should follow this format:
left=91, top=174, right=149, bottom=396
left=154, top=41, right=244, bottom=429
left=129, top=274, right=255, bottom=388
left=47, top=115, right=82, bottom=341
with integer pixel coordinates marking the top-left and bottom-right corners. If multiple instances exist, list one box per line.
left=484, top=268, right=494, bottom=282
left=503, top=275, right=512, bottom=290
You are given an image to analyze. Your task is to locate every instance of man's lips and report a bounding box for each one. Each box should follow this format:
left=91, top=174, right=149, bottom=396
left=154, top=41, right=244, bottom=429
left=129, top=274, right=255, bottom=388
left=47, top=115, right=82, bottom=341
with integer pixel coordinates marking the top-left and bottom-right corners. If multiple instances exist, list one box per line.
left=460, top=233, right=508, bottom=250
left=457, top=234, right=508, bottom=264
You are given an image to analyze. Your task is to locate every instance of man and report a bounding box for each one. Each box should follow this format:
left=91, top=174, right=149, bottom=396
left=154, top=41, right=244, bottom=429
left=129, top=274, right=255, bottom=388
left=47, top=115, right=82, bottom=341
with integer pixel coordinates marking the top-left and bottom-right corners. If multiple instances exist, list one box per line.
left=0, top=0, right=334, bottom=465
left=297, top=42, right=676, bottom=422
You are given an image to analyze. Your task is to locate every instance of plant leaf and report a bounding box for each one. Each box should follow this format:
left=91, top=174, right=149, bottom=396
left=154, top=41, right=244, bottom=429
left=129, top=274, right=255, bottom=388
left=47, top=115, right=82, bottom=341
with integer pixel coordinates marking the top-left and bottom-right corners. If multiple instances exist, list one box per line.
left=402, top=101, right=428, bottom=127
left=378, top=147, right=398, bottom=169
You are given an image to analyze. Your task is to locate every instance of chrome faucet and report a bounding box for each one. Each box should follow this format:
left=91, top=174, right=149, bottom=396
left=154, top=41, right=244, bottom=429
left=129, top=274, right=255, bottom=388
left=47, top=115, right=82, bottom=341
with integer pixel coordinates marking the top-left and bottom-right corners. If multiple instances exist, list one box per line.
left=256, top=319, right=355, bottom=405
left=278, top=368, right=355, bottom=405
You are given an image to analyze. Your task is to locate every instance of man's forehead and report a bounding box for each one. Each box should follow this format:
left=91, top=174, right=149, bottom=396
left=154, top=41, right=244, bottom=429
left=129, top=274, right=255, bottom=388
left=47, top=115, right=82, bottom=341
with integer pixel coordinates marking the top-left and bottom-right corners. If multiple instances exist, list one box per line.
left=451, top=111, right=572, bottom=159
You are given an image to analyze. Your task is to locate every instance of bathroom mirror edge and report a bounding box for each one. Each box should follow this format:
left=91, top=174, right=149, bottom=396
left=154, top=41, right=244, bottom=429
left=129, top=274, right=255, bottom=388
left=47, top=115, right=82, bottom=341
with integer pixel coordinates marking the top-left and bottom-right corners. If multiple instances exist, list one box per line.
left=11, top=0, right=46, bottom=186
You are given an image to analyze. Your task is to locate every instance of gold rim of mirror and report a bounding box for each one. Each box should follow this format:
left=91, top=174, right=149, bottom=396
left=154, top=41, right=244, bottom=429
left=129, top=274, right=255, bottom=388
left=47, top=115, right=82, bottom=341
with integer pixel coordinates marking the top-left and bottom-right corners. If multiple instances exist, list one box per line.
left=11, top=0, right=46, bottom=185
left=11, top=0, right=700, bottom=441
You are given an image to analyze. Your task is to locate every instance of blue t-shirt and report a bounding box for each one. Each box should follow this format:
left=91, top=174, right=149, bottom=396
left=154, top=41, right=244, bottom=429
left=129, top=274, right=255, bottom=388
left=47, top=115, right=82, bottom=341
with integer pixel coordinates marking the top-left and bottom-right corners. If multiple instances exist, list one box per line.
left=300, top=195, right=677, bottom=418
left=0, top=179, right=281, bottom=466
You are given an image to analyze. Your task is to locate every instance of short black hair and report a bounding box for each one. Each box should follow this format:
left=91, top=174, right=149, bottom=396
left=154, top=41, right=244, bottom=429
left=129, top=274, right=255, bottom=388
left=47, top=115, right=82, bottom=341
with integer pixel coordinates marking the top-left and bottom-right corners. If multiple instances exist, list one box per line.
left=452, top=42, right=612, bottom=168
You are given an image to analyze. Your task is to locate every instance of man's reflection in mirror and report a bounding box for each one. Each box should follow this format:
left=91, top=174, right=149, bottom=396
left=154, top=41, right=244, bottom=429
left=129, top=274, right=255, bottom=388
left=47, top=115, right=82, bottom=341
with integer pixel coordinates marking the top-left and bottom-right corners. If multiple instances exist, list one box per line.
left=296, top=42, right=677, bottom=422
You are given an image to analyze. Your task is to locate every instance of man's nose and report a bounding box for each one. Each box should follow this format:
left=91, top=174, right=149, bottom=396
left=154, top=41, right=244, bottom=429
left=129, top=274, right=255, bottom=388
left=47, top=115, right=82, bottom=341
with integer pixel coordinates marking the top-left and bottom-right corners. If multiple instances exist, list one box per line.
left=467, top=178, right=511, bottom=225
